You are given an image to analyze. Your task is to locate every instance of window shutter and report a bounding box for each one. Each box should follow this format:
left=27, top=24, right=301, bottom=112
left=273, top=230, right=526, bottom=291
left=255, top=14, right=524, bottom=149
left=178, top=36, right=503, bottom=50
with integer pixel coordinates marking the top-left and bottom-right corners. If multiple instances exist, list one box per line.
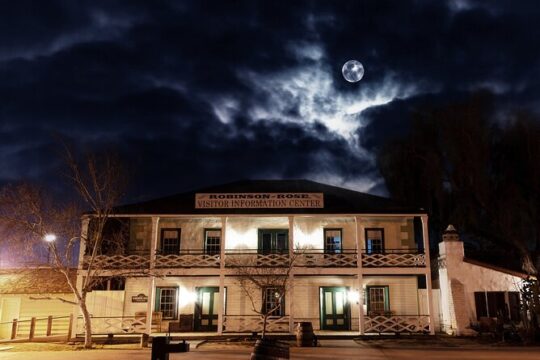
left=154, top=288, right=161, bottom=312
left=383, top=287, right=390, bottom=311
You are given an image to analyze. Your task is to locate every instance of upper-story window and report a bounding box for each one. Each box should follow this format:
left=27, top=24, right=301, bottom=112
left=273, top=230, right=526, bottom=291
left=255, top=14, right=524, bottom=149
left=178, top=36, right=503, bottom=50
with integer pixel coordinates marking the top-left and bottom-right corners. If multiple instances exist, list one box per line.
left=365, top=228, right=384, bottom=254
left=204, top=229, right=221, bottom=255
left=160, top=229, right=181, bottom=255
left=324, top=228, right=342, bottom=254
left=258, top=229, right=288, bottom=254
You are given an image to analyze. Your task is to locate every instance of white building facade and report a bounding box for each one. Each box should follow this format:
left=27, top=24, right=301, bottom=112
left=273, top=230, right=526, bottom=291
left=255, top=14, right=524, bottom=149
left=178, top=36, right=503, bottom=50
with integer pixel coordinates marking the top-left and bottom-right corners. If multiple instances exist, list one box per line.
left=74, top=180, right=436, bottom=336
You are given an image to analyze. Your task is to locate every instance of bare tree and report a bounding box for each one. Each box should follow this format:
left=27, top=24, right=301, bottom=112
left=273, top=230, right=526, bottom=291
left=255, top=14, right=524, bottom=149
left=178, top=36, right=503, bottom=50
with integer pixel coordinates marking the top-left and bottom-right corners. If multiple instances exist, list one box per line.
left=230, top=253, right=297, bottom=339
left=0, top=147, right=132, bottom=348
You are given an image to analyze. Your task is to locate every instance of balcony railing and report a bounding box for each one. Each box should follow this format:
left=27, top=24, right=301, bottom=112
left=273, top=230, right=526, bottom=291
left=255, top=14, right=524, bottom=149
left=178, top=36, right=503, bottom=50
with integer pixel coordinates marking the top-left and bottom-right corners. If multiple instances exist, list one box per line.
left=225, top=249, right=290, bottom=267
left=155, top=250, right=220, bottom=268
left=294, top=249, right=358, bottom=267
left=83, top=254, right=150, bottom=269
left=361, top=249, right=426, bottom=267
left=364, top=314, right=430, bottom=333
left=223, top=315, right=289, bottom=333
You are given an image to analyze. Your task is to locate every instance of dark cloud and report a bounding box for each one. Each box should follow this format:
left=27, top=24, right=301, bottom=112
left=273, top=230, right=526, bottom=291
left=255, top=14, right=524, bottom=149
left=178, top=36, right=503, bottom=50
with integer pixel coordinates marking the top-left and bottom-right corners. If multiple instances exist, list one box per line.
left=0, top=0, right=539, bottom=201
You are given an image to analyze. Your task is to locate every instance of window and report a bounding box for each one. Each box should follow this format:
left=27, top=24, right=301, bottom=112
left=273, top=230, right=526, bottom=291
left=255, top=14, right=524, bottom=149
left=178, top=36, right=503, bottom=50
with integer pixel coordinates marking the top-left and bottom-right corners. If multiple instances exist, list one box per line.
left=155, top=287, right=178, bottom=319
left=365, top=228, right=384, bottom=254
left=258, top=229, right=288, bottom=254
left=160, top=229, right=180, bottom=255
left=263, top=287, right=285, bottom=316
left=474, top=291, right=520, bottom=321
left=204, top=229, right=221, bottom=255
left=366, top=286, right=389, bottom=314
left=324, top=229, right=342, bottom=254
left=89, top=277, right=125, bottom=291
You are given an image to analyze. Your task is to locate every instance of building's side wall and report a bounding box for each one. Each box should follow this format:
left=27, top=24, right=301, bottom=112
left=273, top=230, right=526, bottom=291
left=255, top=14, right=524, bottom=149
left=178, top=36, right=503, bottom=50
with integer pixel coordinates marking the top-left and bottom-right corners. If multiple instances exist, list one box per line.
left=449, top=261, right=522, bottom=324
left=0, top=293, right=75, bottom=338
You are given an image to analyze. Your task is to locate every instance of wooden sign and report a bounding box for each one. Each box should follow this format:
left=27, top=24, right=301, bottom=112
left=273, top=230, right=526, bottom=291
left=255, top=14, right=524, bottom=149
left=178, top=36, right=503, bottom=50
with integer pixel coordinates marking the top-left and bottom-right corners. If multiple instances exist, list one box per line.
left=195, top=193, right=324, bottom=209
left=131, top=293, right=148, bottom=303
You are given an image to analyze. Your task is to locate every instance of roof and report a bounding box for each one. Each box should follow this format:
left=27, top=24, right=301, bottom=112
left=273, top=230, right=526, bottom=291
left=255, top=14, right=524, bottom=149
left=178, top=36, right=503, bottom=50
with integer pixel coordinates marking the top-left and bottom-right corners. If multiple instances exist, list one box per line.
left=114, top=179, right=425, bottom=215
left=0, top=268, right=76, bottom=294
left=463, top=258, right=528, bottom=279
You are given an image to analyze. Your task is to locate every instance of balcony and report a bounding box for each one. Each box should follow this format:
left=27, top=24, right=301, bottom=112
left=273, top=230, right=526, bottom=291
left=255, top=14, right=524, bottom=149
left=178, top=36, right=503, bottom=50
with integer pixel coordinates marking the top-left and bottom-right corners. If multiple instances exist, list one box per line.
left=294, top=249, right=358, bottom=267
left=361, top=249, right=426, bottom=267
left=82, top=254, right=150, bottom=269
left=155, top=250, right=220, bottom=268
left=225, top=249, right=290, bottom=267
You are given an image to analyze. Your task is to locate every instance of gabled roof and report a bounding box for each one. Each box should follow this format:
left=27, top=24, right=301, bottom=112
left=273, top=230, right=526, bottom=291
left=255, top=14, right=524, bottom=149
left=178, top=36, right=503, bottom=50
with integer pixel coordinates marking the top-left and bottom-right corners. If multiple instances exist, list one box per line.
left=0, top=268, right=76, bottom=294
left=114, top=179, right=425, bottom=215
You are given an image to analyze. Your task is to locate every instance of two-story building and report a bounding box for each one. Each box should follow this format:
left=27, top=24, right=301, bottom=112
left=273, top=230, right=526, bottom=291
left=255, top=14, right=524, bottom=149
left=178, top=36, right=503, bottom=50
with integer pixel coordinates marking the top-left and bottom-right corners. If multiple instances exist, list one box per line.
left=75, top=180, right=435, bottom=337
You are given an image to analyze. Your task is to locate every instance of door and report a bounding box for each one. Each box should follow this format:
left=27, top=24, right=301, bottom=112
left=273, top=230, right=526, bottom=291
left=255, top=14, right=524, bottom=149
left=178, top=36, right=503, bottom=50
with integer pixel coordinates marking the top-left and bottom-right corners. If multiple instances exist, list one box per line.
left=194, top=287, right=219, bottom=331
left=0, top=298, right=20, bottom=339
left=320, top=287, right=350, bottom=330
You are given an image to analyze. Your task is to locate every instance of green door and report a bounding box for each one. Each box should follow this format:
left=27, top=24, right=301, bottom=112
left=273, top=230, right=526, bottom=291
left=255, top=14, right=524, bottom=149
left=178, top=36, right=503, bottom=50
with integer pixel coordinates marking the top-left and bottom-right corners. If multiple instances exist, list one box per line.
left=194, top=287, right=219, bottom=331
left=320, top=287, right=350, bottom=330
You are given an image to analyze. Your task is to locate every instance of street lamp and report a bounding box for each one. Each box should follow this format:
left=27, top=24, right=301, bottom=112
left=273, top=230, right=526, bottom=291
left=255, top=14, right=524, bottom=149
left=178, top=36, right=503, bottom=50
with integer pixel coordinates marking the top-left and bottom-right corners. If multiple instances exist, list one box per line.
left=43, top=233, right=56, bottom=264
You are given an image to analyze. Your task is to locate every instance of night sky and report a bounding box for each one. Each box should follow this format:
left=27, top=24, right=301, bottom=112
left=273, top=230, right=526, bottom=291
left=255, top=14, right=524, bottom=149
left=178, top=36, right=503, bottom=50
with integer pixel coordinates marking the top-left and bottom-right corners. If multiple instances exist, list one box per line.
left=1, top=1, right=539, bottom=202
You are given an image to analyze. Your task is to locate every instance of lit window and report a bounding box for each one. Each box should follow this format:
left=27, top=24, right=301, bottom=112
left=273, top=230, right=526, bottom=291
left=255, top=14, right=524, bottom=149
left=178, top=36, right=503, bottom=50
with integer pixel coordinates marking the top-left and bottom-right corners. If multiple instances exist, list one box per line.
left=367, top=286, right=389, bottom=314
left=263, top=287, right=285, bottom=316
left=365, top=228, right=384, bottom=254
left=155, top=287, right=178, bottom=319
left=324, top=229, right=342, bottom=254
left=204, top=229, right=221, bottom=255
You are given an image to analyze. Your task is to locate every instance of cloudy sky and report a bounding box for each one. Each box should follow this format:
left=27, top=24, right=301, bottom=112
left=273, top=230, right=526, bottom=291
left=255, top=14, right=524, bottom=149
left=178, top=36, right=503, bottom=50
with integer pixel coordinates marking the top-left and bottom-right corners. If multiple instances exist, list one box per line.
left=1, top=0, right=539, bottom=201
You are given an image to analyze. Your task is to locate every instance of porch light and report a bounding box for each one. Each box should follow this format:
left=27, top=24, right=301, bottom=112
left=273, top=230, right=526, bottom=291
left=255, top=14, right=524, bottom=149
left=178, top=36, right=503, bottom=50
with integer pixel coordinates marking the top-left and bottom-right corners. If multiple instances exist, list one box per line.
left=178, top=287, right=198, bottom=307
left=347, top=290, right=360, bottom=304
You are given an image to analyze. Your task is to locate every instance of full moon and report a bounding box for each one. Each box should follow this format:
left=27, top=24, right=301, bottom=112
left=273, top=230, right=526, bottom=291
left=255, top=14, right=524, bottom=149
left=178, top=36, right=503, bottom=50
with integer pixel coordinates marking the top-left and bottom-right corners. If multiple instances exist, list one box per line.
left=342, top=60, right=364, bottom=82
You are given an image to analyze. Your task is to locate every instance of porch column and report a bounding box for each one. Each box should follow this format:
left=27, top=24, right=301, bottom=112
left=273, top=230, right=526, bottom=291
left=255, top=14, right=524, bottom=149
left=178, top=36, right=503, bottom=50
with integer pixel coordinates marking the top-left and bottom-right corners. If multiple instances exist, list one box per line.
left=355, top=216, right=365, bottom=335
left=421, top=215, right=436, bottom=335
left=288, top=216, right=295, bottom=334
left=146, top=216, right=160, bottom=336
left=71, top=216, right=90, bottom=339
left=217, top=216, right=227, bottom=334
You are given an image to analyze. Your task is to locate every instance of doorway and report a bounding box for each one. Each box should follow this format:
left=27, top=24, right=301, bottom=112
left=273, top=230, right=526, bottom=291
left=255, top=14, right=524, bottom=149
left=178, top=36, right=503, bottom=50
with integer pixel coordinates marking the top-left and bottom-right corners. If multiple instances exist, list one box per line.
left=194, top=287, right=219, bottom=331
left=320, top=287, right=350, bottom=330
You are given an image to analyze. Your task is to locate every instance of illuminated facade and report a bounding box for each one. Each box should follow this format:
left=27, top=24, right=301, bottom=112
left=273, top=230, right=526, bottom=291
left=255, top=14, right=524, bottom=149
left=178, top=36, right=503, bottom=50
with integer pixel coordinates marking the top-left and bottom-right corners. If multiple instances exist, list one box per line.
left=73, top=180, right=436, bottom=336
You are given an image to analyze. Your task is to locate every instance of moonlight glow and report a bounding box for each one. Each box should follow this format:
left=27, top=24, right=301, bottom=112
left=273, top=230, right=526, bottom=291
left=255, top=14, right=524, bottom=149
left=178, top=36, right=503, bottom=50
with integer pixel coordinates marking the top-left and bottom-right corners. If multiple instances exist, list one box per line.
left=342, top=60, right=364, bottom=83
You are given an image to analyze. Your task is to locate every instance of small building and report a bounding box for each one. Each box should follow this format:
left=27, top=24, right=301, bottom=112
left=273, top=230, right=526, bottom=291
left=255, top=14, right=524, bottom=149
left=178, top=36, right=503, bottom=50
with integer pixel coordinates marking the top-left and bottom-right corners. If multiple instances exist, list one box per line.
left=435, top=225, right=526, bottom=335
left=75, top=179, right=436, bottom=336
left=0, top=268, right=75, bottom=340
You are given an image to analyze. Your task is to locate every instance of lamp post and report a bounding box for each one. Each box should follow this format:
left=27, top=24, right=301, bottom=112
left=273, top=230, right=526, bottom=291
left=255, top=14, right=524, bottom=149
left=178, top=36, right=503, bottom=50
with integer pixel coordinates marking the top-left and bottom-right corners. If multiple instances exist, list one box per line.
left=44, top=234, right=56, bottom=265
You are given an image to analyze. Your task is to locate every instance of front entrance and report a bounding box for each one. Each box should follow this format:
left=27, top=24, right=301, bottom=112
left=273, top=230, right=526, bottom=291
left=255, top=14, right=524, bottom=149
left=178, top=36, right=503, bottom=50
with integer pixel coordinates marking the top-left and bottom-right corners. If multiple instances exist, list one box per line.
left=194, top=287, right=219, bottom=331
left=320, top=287, right=350, bottom=331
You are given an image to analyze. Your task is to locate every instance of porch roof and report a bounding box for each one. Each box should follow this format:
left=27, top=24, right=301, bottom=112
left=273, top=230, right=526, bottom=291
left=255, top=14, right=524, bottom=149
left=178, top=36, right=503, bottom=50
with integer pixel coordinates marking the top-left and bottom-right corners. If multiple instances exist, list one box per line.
left=112, top=179, right=424, bottom=215
left=0, top=268, right=75, bottom=294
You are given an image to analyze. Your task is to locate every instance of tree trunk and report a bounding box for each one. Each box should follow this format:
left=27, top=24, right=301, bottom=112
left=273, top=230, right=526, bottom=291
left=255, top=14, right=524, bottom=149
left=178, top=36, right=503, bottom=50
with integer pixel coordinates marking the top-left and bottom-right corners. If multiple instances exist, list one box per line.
left=262, top=314, right=268, bottom=339
left=79, top=299, right=93, bottom=349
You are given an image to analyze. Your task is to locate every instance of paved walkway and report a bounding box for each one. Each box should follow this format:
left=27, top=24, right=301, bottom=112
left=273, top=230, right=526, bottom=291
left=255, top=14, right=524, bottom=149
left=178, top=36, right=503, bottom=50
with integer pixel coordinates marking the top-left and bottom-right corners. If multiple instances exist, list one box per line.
left=2, top=340, right=540, bottom=359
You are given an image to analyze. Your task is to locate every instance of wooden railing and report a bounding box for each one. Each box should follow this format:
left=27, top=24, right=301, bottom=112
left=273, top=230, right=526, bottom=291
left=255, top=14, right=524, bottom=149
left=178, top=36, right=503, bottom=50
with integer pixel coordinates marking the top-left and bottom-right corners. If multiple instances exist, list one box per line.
left=155, top=250, right=220, bottom=268
left=364, top=314, right=430, bottom=333
left=0, top=315, right=73, bottom=341
left=361, top=249, right=426, bottom=267
left=76, top=316, right=147, bottom=335
left=83, top=254, right=150, bottom=269
left=223, top=315, right=289, bottom=333
left=225, top=249, right=290, bottom=267
left=295, top=250, right=357, bottom=267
